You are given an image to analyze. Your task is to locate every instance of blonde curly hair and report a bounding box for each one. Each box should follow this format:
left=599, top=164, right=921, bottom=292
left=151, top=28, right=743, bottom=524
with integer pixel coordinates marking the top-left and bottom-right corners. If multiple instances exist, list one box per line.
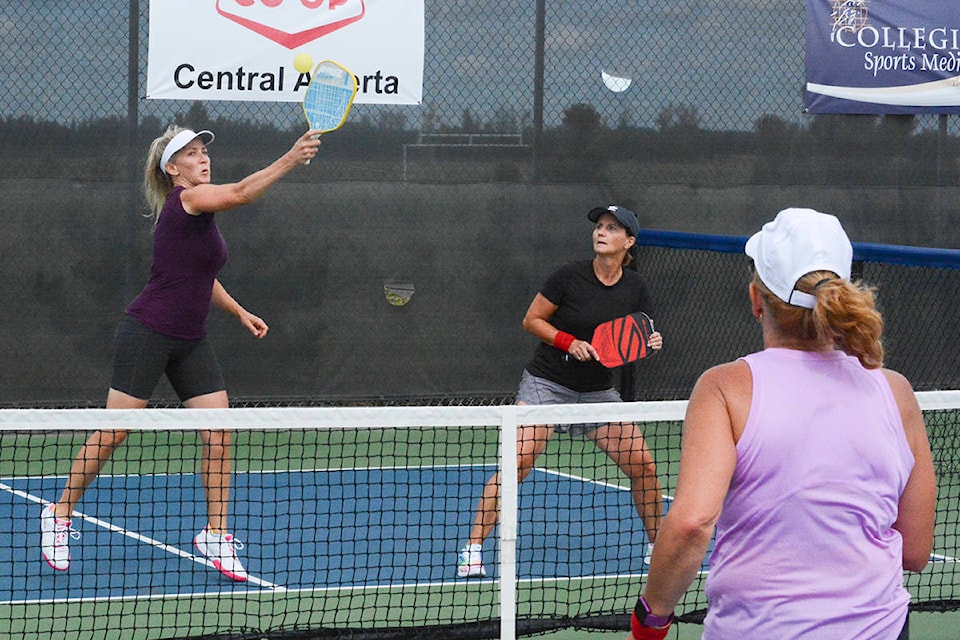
left=753, top=270, right=884, bottom=369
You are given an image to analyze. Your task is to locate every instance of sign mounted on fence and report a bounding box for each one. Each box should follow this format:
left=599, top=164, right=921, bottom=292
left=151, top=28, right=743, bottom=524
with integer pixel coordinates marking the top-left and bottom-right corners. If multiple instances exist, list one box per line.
left=805, top=1, right=960, bottom=114
left=147, top=0, right=423, bottom=105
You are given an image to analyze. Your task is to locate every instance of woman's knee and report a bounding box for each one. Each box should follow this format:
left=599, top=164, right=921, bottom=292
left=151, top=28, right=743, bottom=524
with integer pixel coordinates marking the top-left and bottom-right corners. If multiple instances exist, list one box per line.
left=92, top=429, right=130, bottom=449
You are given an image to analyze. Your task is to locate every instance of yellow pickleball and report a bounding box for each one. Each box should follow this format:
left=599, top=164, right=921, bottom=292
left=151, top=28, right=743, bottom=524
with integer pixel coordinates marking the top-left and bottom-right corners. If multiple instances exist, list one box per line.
left=293, top=53, right=314, bottom=74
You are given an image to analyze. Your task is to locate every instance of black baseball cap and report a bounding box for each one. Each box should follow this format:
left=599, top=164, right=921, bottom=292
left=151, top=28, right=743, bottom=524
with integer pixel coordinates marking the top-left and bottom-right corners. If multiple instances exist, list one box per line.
left=587, top=205, right=640, bottom=237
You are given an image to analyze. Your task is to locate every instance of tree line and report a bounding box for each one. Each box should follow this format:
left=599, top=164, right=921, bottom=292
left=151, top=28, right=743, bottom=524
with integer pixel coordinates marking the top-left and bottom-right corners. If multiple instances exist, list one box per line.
left=3, top=101, right=957, bottom=185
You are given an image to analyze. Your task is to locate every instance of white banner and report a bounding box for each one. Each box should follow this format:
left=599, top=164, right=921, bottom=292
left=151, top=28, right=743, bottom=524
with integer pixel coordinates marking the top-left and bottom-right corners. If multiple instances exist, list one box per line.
left=147, top=0, right=423, bottom=105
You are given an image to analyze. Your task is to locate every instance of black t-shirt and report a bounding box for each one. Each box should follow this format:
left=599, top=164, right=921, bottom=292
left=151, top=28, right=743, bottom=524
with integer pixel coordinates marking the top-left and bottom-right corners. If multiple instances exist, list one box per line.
left=525, top=260, right=655, bottom=392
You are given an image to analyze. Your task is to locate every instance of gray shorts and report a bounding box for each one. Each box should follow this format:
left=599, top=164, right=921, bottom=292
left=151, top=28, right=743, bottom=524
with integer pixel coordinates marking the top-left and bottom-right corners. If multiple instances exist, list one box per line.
left=517, top=370, right=622, bottom=435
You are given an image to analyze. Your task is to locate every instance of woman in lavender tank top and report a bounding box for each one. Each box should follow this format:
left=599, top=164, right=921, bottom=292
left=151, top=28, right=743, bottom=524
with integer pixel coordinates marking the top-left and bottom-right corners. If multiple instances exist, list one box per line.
left=628, top=208, right=936, bottom=640
left=39, top=124, right=323, bottom=582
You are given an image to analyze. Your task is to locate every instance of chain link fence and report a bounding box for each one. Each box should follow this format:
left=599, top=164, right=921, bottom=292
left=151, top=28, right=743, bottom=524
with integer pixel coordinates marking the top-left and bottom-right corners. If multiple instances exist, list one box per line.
left=1, top=1, right=959, bottom=405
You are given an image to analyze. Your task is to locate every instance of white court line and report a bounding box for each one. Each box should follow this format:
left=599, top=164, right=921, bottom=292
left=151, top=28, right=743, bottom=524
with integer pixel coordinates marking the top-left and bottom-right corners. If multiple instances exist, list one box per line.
left=0, top=481, right=284, bottom=592
left=535, top=466, right=676, bottom=502
left=536, top=466, right=631, bottom=491
left=1, top=570, right=701, bottom=607
left=931, top=553, right=960, bottom=563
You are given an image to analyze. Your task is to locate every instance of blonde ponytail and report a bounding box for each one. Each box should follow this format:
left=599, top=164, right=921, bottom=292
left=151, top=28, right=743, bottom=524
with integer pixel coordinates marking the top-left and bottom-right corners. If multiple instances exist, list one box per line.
left=807, top=273, right=884, bottom=369
left=142, top=125, right=184, bottom=223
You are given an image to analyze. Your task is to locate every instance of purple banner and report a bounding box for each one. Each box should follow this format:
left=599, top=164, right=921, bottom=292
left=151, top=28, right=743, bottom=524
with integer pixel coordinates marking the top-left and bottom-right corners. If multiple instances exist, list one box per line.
left=806, top=1, right=960, bottom=114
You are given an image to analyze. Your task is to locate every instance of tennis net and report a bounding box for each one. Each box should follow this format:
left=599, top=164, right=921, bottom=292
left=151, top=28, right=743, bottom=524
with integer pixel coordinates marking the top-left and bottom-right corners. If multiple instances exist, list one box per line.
left=0, top=394, right=958, bottom=639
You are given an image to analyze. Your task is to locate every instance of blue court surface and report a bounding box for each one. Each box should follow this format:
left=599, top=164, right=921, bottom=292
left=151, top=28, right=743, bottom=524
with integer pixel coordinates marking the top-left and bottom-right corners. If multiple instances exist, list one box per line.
left=0, top=466, right=685, bottom=603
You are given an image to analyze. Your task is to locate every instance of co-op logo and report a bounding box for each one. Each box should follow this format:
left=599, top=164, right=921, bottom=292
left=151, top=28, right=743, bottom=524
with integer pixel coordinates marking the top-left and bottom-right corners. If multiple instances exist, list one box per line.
left=216, top=0, right=365, bottom=49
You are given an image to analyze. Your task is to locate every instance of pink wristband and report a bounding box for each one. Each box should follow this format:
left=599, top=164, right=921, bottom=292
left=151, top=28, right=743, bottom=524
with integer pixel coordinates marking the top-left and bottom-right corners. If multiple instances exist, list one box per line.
left=553, top=331, right=575, bottom=353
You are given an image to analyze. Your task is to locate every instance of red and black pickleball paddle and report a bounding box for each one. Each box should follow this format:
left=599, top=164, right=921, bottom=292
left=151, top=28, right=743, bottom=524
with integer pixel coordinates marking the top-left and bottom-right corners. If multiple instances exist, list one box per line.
left=591, top=312, right=656, bottom=368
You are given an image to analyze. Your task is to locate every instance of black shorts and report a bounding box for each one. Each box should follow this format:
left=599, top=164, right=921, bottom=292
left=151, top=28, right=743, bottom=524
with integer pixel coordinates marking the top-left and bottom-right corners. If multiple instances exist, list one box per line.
left=110, top=315, right=226, bottom=402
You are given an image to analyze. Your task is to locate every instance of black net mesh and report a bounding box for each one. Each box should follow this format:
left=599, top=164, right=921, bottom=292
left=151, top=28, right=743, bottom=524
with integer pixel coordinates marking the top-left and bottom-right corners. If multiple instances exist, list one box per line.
left=1, top=402, right=958, bottom=639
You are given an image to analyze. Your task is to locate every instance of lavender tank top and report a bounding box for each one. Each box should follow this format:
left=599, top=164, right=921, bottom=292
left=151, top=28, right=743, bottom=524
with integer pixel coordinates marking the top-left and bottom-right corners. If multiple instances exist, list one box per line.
left=703, top=348, right=914, bottom=640
left=125, top=187, right=228, bottom=340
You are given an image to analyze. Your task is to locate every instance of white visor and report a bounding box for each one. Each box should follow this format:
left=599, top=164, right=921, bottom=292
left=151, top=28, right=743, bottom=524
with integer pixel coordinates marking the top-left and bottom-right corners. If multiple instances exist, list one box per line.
left=160, top=129, right=214, bottom=175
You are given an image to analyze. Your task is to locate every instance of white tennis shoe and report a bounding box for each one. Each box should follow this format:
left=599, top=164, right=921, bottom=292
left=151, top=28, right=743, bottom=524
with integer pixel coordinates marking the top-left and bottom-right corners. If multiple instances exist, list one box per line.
left=456, top=544, right=486, bottom=578
left=194, top=526, right=248, bottom=582
left=41, top=503, right=79, bottom=571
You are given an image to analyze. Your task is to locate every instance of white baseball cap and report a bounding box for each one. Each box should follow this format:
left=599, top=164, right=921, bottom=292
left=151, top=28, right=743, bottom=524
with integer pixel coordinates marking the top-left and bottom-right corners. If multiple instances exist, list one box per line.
left=160, top=129, right=214, bottom=175
left=745, top=208, right=853, bottom=309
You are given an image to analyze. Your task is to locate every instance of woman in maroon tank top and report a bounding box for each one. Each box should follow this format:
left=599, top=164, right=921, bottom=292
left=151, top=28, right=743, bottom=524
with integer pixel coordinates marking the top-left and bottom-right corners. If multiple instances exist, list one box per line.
left=40, top=124, right=322, bottom=582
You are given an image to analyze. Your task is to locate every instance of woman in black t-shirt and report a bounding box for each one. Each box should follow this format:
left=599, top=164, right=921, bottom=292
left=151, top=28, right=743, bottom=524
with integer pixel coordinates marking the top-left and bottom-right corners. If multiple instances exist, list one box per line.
left=456, top=205, right=665, bottom=578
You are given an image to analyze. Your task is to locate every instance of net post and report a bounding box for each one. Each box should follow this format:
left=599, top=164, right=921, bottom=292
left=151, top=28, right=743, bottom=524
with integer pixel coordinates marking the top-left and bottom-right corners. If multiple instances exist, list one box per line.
left=499, top=404, right=519, bottom=640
